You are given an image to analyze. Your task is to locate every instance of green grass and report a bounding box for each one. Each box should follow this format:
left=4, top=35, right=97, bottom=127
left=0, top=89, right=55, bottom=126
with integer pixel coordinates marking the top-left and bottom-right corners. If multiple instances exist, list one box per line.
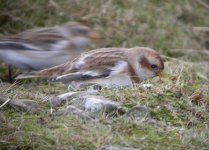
left=0, top=0, right=209, bottom=149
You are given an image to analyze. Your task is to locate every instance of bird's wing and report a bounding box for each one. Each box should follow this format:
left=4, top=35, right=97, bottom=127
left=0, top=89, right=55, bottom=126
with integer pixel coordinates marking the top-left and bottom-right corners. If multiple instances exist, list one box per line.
left=0, top=40, right=40, bottom=51
left=8, top=27, right=66, bottom=44
left=15, top=61, right=71, bottom=79
left=54, top=48, right=129, bottom=82
left=66, top=48, right=127, bottom=71
left=1, top=26, right=69, bottom=52
left=15, top=48, right=129, bottom=80
left=55, top=60, right=129, bottom=83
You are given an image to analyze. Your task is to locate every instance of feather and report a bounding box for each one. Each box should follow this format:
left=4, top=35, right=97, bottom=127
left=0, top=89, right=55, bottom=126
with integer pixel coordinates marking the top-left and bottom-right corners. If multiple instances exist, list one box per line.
left=0, top=23, right=100, bottom=71
left=17, top=47, right=164, bottom=88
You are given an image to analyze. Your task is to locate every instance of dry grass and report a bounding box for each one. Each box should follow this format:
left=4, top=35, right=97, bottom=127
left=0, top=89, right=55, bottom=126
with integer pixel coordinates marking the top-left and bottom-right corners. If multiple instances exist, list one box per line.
left=0, top=0, right=209, bottom=149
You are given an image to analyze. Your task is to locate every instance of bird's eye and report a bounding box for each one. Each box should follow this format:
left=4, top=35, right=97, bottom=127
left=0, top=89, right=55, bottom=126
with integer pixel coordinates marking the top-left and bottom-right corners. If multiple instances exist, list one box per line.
left=151, top=64, right=158, bottom=69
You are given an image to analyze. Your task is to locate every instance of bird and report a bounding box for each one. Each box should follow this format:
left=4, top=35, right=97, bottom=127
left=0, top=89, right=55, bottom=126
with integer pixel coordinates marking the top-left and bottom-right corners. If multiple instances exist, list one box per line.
left=18, top=47, right=164, bottom=88
left=0, top=23, right=100, bottom=72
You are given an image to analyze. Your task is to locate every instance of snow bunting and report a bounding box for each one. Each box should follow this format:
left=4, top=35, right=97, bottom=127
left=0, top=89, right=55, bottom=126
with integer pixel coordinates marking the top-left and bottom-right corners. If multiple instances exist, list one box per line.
left=0, top=23, right=100, bottom=71
left=23, top=47, right=164, bottom=88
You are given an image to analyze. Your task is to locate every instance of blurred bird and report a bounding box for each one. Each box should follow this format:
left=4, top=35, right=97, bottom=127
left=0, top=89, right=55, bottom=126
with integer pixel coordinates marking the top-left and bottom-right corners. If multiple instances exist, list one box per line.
left=18, top=47, right=164, bottom=88
left=0, top=23, right=100, bottom=72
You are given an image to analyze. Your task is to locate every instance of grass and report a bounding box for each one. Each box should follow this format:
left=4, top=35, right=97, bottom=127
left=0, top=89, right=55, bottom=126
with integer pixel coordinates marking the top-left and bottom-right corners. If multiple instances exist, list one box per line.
left=0, top=0, right=209, bottom=149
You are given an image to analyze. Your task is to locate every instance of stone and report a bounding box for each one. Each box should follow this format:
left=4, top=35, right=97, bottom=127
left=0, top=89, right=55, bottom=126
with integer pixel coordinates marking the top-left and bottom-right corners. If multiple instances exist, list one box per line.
left=72, top=95, right=122, bottom=113
left=0, top=111, right=6, bottom=123
left=124, top=106, right=150, bottom=123
left=49, top=90, right=98, bottom=106
left=99, top=146, right=139, bottom=150
left=9, top=99, right=43, bottom=113
left=0, top=95, right=42, bottom=113
left=52, top=105, right=96, bottom=122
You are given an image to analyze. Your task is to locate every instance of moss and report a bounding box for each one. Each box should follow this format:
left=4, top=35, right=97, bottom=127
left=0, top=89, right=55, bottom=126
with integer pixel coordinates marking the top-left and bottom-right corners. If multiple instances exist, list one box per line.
left=0, top=0, right=209, bottom=149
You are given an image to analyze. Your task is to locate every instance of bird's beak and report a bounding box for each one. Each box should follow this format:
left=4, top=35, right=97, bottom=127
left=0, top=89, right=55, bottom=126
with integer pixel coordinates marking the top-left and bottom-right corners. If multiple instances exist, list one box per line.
left=157, top=71, right=164, bottom=78
left=87, top=31, right=101, bottom=40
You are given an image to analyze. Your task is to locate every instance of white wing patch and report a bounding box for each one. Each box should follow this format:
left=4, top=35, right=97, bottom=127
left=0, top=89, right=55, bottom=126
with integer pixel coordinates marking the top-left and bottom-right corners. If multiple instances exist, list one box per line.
left=109, top=60, right=128, bottom=76
left=22, top=43, right=40, bottom=51
left=52, top=40, right=69, bottom=51
left=82, top=70, right=100, bottom=76
left=70, top=37, right=90, bottom=50
left=56, top=72, right=76, bottom=80
left=74, top=53, right=90, bottom=69
left=0, top=41, right=40, bottom=51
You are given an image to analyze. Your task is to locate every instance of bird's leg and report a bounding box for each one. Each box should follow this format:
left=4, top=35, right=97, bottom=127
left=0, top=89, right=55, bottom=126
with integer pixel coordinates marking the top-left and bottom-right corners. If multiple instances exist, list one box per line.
left=8, top=65, right=14, bottom=83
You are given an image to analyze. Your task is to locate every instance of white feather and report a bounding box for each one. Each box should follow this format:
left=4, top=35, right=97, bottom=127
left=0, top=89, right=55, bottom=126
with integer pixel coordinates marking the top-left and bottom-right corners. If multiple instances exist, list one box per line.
left=109, top=61, right=128, bottom=76
left=70, top=37, right=90, bottom=50
left=51, top=40, right=69, bottom=51
left=0, top=41, right=40, bottom=51
left=82, top=70, right=100, bottom=76
left=56, top=72, right=75, bottom=80
left=74, top=74, right=133, bottom=88
left=0, top=49, right=70, bottom=70
left=137, top=68, right=155, bottom=81
left=74, top=54, right=90, bottom=69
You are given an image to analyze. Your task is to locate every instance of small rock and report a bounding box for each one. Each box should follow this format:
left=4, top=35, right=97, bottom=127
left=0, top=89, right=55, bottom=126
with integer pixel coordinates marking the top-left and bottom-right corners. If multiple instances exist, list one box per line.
left=72, top=95, right=122, bottom=113
left=49, top=91, right=77, bottom=106
left=124, top=106, right=165, bottom=127
left=0, top=96, right=42, bottom=113
left=0, top=111, right=6, bottom=123
left=70, top=82, right=103, bottom=90
left=9, top=99, right=42, bottom=113
left=99, top=146, right=139, bottom=150
left=52, top=105, right=95, bottom=122
left=141, top=84, right=154, bottom=89
left=125, top=106, right=150, bottom=123
left=145, top=118, right=163, bottom=126
left=49, top=90, right=98, bottom=106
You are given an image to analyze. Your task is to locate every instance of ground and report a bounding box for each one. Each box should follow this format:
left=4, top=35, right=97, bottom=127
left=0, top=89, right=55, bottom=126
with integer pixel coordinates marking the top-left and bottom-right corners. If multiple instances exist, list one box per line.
left=0, top=0, right=209, bottom=149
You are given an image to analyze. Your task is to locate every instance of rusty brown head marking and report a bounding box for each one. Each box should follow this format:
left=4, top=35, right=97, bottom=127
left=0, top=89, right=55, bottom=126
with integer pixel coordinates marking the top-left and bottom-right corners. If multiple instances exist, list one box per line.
left=158, top=56, right=164, bottom=70
left=128, top=65, right=141, bottom=83
left=139, top=57, right=150, bottom=69
left=139, top=54, right=164, bottom=73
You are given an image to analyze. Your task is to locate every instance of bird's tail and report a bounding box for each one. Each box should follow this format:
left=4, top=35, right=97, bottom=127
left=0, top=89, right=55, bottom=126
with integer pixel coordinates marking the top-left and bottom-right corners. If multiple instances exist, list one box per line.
left=16, top=62, right=72, bottom=80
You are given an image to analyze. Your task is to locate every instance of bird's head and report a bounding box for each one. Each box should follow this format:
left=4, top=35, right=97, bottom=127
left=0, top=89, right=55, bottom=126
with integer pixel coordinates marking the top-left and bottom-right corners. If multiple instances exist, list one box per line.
left=67, top=23, right=100, bottom=39
left=71, top=24, right=100, bottom=39
left=127, top=47, right=164, bottom=81
left=64, top=23, right=100, bottom=50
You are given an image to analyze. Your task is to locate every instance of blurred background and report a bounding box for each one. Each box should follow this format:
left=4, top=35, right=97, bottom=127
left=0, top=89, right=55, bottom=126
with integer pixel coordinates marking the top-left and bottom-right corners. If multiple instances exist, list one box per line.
left=0, top=0, right=208, bottom=54
left=0, top=0, right=209, bottom=79
left=0, top=1, right=209, bottom=149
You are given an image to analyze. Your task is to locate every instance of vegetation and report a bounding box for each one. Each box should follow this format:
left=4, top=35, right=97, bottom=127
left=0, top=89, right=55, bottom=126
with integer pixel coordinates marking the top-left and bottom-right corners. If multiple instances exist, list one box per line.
left=0, top=0, right=209, bottom=149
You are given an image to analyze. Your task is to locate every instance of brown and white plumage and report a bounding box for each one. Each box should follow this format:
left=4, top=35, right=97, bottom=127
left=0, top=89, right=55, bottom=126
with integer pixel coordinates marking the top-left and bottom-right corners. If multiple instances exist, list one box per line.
left=0, top=23, right=100, bottom=71
left=23, top=47, right=164, bottom=88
